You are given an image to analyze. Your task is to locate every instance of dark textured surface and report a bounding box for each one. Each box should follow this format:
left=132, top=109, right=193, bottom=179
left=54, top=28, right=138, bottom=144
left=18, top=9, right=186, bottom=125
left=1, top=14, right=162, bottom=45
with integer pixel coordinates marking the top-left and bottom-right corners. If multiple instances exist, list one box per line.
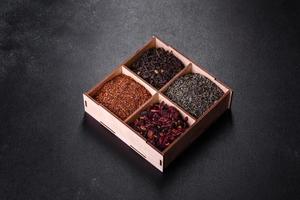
left=0, top=0, right=299, bottom=199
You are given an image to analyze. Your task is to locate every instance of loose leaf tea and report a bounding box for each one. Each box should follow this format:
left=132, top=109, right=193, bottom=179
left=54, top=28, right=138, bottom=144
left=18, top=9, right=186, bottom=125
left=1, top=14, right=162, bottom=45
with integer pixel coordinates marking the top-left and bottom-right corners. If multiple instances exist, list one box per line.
left=94, top=74, right=151, bottom=120
left=165, top=73, right=224, bottom=118
left=129, top=48, right=185, bottom=89
left=130, top=102, right=189, bottom=151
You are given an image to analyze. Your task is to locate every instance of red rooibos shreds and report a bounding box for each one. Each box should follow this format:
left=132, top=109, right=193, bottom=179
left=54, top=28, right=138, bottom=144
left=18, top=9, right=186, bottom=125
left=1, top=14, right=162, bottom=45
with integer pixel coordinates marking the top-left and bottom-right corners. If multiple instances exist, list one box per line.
left=130, top=102, right=189, bottom=151
left=94, top=74, right=151, bottom=120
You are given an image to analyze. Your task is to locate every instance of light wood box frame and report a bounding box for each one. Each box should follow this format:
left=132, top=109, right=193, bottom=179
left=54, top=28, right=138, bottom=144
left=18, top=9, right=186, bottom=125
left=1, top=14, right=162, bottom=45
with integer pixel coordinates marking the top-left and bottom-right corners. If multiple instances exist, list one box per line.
left=83, top=36, right=233, bottom=172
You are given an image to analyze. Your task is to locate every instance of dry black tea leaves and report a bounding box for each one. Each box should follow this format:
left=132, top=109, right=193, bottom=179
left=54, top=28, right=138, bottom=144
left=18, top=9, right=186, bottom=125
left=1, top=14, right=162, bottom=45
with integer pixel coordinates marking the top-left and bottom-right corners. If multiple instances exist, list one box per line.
left=129, top=48, right=185, bottom=89
left=165, top=73, right=224, bottom=118
left=130, top=102, right=189, bottom=151
left=94, top=74, right=151, bottom=120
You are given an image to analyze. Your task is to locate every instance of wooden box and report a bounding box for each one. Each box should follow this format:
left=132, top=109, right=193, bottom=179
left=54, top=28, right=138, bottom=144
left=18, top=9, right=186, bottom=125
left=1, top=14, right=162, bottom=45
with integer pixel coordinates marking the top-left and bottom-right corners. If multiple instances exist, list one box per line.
left=83, top=36, right=233, bottom=172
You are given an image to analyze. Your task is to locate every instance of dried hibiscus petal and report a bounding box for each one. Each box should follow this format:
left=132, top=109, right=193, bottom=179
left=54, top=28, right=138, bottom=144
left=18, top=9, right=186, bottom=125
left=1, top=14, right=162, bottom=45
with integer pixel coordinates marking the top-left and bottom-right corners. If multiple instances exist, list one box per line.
left=129, top=101, right=189, bottom=151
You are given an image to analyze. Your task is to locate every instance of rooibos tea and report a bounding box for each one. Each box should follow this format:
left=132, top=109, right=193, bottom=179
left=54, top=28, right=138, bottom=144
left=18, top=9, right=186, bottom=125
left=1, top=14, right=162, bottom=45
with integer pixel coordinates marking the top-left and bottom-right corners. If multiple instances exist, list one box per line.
left=94, top=74, right=151, bottom=120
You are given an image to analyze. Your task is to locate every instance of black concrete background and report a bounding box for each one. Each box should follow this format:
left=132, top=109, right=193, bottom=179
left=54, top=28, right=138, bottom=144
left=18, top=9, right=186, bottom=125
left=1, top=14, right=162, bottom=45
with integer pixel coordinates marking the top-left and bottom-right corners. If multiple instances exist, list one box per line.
left=0, top=0, right=299, bottom=199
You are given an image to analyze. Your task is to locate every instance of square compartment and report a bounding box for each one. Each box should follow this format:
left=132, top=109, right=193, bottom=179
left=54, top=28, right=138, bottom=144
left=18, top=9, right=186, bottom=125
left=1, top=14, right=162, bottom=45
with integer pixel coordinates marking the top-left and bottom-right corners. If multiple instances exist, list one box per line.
left=161, top=63, right=230, bottom=118
left=126, top=93, right=195, bottom=152
left=124, top=37, right=191, bottom=90
left=87, top=65, right=156, bottom=122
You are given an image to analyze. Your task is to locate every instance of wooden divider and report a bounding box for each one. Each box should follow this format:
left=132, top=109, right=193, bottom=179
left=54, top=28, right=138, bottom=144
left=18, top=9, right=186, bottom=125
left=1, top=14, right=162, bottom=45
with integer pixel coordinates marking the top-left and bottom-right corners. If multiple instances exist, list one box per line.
left=159, top=63, right=192, bottom=93
left=121, top=65, right=157, bottom=95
